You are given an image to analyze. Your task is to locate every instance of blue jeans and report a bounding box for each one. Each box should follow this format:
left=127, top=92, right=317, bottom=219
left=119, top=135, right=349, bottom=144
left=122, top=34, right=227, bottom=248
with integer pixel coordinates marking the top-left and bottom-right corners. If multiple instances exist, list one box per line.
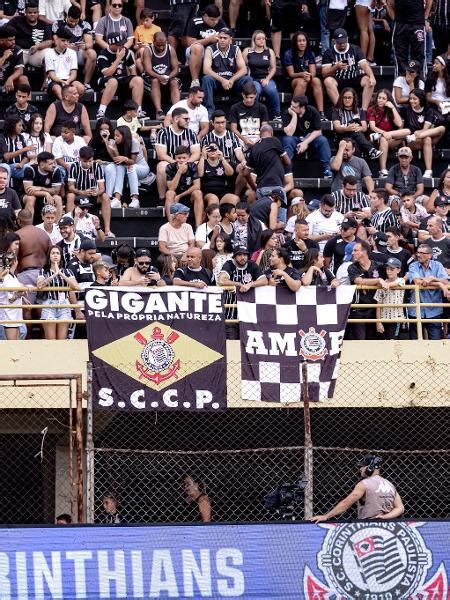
left=0, top=163, right=26, bottom=182
left=256, top=185, right=287, bottom=223
left=282, top=134, right=331, bottom=173
left=253, top=79, right=281, bottom=117
left=202, top=75, right=253, bottom=117
left=425, top=28, right=433, bottom=65
left=105, top=161, right=150, bottom=197
left=409, top=321, right=443, bottom=340
left=319, top=6, right=330, bottom=53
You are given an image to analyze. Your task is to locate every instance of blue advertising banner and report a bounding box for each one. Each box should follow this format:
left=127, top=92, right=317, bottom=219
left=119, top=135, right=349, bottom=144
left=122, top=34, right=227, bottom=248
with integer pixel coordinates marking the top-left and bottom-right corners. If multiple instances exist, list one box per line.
left=0, top=521, right=448, bottom=599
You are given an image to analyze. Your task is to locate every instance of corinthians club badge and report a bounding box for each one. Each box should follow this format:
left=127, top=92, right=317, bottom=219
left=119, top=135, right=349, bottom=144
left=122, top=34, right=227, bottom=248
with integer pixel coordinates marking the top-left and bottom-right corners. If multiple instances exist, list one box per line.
left=134, top=327, right=180, bottom=385
left=299, top=327, right=328, bottom=361
left=304, top=521, right=448, bottom=599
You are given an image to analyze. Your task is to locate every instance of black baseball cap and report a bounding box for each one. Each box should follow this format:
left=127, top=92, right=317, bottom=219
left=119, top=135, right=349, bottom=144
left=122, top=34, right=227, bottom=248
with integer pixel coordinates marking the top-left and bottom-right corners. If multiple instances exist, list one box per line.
left=135, top=248, right=151, bottom=258
left=334, top=28, right=348, bottom=41
left=373, top=231, right=388, bottom=246
left=218, top=27, right=233, bottom=37
left=232, top=246, right=250, bottom=257
left=80, top=239, right=97, bottom=251
left=357, top=454, right=382, bottom=467
left=341, top=217, right=358, bottom=229
left=406, top=60, right=421, bottom=73
left=434, top=198, right=447, bottom=207
left=75, top=196, right=92, bottom=208
left=55, top=27, right=73, bottom=40
left=58, top=216, right=74, bottom=227
left=107, top=32, right=126, bottom=45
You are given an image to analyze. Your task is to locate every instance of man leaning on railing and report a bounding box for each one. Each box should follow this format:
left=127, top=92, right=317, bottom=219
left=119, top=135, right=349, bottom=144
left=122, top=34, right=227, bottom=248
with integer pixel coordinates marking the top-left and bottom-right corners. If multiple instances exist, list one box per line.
left=406, top=244, right=450, bottom=340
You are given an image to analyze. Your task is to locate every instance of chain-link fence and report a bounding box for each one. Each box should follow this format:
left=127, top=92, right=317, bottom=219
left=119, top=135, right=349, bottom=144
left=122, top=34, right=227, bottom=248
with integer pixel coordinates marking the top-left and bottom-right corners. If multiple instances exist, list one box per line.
left=0, top=374, right=84, bottom=524
left=89, top=360, right=449, bottom=524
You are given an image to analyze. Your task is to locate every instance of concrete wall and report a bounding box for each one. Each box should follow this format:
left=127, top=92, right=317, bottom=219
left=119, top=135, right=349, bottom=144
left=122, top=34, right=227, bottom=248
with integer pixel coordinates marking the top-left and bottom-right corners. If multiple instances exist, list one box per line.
left=0, top=339, right=448, bottom=408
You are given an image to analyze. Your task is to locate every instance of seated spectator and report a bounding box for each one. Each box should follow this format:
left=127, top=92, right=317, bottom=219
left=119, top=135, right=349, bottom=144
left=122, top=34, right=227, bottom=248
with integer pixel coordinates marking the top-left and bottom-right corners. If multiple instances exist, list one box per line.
left=210, top=202, right=237, bottom=249
left=0, top=252, right=25, bottom=340
left=165, top=145, right=203, bottom=226
left=282, top=95, right=332, bottom=178
left=368, top=189, right=399, bottom=234
left=428, top=168, right=450, bottom=213
left=158, top=203, right=195, bottom=260
left=0, top=165, right=20, bottom=229
left=44, top=84, right=92, bottom=140
left=0, top=25, right=28, bottom=93
left=404, top=89, right=446, bottom=178
left=321, top=28, right=376, bottom=111
left=67, top=145, right=113, bottom=236
left=283, top=30, right=325, bottom=119
left=167, top=0, right=200, bottom=49
left=242, top=30, right=281, bottom=120
left=9, top=2, right=52, bottom=68
left=63, top=195, right=105, bottom=242
left=367, top=89, right=410, bottom=176
left=88, top=117, right=114, bottom=163
left=374, top=256, right=405, bottom=339
left=52, top=5, right=96, bottom=92
left=332, top=87, right=382, bottom=161
left=165, top=87, right=209, bottom=140
left=36, top=245, right=79, bottom=340
left=92, top=259, right=115, bottom=286
left=198, top=144, right=237, bottom=207
left=4, top=84, right=39, bottom=130
left=52, top=122, right=85, bottom=179
left=331, top=174, right=371, bottom=222
left=399, top=192, right=429, bottom=238
left=173, top=246, right=214, bottom=288
left=425, top=56, right=450, bottom=128
left=385, top=226, right=413, bottom=275
left=45, top=27, right=85, bottom=101
left=96, top=33, right=145, bottom=120
left=114, top=101, right=140, bottom=138
left=330, top=137, right=374, bottom=193
left=264, top=247, right=302, bottom=292
left=346, top=240, right=388, bottom=339
left=0, top=116, right=33, bottom=182
left=0, top=1, right=25, bottom=22
left=142, top=31, right=180, bottom=121
left=195, top=203, right=221, bottom=249
left=251, top=229, right=279, bottom=271
left=36, top=204, right=63, bottom=244
left=94, top=0, right=134, bottom=51
left=155, top=253, right=178, bottom=285
left=407, top=244, right=449, bottom=339
left=119, top=248, right=166, bottom=287
left=56, top=215, right=85, bottom=265
left=284, top=195, right=308, bottom=238
left=202, top=27, right=252, bottom=118
left=106, top=126, right=151, bottom=209
left=184, top=4, right=225, bottom=87
left=134, top=8, right=162, bottom=71
left=155, top=107, right=200, bottom=203
left=324, top=216, right=362, bottom=272
left=22, top=151, right=64, bottom=220
left=229, top=82, right=269, bottom=148
left=284, top=218, right=319, bottom=270
left=300, top=248, right=339, bottom=286
left=385, top=146, right=425, bottom=209
left=392, top=60, right=425, bottom=106
left=22, top=114, right=52, bottom=162
left=211, top=232, right=233, bottom=281
left=306, top=194, right=344, bottom=251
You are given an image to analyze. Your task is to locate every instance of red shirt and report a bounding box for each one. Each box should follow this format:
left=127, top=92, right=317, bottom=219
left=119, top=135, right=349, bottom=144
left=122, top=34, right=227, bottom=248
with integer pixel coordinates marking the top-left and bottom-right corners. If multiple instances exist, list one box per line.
left=366, top=106, right=394, bottom=132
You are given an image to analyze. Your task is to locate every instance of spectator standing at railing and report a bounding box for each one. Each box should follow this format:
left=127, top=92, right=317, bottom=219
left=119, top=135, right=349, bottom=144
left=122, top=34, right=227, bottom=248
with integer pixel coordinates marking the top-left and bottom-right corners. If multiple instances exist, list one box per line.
left=406, top=243, right=449, bottom=339
left=423, top=217, right=450, bottom=269
left=375, top=256, right=405, bottom=339
left=0, top=165, right=20, bottom=230
left=0, top=252, right=26, bottom=340
left=57, top=215, right=86, bottom=265
left=283, top=218, right=319, bottom=270
left=66, top=237, right=97, bottom=324
left=183, top=474, right=212, bottom=523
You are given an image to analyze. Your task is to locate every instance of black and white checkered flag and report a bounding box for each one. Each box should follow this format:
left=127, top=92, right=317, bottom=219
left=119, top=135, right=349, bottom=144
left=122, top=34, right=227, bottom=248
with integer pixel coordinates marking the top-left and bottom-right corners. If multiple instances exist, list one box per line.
left=237, top=286, right=355, bottom=402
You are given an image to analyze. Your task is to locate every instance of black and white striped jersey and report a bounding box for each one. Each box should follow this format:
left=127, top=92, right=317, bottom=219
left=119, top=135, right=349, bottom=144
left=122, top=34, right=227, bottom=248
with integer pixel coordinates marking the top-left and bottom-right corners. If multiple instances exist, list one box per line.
left=156, top=126, right=199, bottom=159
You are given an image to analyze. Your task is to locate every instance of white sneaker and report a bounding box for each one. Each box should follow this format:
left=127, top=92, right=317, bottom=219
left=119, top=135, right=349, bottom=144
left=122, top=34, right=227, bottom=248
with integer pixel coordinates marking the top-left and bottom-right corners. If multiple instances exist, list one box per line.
left=406, top=134, right=416, bottom=144
left=96, top=109, right=105, bottom=120
left=129, top=197, right=140, bottom=209
left=190, top=79, right=200, bottom=88
left=370, top=132, right=381, bottom=143
left=379, top=169, right=389, bottom=177
left=423, top=169, right=433, bottom=178
left=110, top=198, right=121, bottom=209
left=139, top=172, right=156, bottom=186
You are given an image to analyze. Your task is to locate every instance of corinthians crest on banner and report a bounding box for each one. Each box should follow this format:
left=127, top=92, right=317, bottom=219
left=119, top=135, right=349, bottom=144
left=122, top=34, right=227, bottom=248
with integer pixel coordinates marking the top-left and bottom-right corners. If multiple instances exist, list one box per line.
left=85, top=286, right=227, bottom=411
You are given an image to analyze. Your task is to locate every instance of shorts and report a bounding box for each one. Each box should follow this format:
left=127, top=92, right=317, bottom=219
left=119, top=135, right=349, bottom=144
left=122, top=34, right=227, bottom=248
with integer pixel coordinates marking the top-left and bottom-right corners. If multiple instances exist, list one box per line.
left=16, top=268, right=40, bottom=304
left=185, top=44, right=205, bottom=63
left=47, top=79, right=69, bottom=97
left=168, top=4, right=198, bottom=38
left=41, top=299, right=72, bottom=321
left=336, top=77, right=363, bottom=92
left=98, top=74, right=135, bottom=90
left=270, top=0, right=300, bottom=33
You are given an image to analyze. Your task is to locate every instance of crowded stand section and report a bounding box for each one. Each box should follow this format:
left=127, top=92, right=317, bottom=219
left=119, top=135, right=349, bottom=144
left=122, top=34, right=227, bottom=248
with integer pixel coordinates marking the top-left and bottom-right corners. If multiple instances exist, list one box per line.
left=0, top=0, right=448, bottom=341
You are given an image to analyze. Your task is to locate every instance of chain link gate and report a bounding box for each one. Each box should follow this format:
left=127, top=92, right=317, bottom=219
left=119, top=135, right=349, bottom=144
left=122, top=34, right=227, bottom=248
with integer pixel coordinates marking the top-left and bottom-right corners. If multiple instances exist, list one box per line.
left=87, top=360, right=449, bottom=524
left=0, top=374, right=84, bottom=524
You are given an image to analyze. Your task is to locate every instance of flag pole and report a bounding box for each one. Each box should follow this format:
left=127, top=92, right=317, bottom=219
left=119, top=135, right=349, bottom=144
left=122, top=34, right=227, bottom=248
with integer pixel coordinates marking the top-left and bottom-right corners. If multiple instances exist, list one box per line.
left=302, top=361, right=314, bottom=519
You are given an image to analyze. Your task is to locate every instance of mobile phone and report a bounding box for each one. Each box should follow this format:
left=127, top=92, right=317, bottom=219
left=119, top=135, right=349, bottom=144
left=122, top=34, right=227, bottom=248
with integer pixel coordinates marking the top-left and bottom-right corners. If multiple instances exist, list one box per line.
left=351, top=206, right=360, bottom=212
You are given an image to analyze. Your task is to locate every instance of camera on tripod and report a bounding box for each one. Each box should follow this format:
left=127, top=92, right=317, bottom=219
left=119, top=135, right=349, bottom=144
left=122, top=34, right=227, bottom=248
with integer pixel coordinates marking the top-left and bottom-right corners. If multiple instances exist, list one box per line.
left=265, top=475, right=307, bottom=520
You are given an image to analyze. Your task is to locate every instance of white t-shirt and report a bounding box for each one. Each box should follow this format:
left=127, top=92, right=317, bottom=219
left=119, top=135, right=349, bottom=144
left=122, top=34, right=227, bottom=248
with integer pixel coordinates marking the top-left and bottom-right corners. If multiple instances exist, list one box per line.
left=36, top=222, right=63, bottom=244
left=39, top=0, right=71, bottom=21
left=63, top=210, right=97, bottom=239
left=158, top=222, right=195, bottom=255
left=52, top=135, right=85, bottom=164
left=0, top=273, right=23, bottom=324
left=306, top=209, right=344, bottom=251
left=45, top=47, right=78, bottom=81
left=167, top=99, right=209, bottom=136
left=195, top=222, right=215, bottom=248
left=23, top=132, right=52, bottom=160
left=392, top=76, right=424, bottom=106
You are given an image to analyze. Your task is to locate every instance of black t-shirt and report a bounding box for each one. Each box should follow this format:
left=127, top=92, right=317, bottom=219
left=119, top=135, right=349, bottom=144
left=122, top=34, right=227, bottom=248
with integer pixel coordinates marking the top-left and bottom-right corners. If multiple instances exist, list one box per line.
left=23, top=164, right=64, bottom=188
left=0, top=133, right=27, bottom=164
left=322, top=43, right=366, bottom=80
left=166, top=162, right=198, bottom=194
left=66, top=257, right=95, bottom=300
left=424, top=236, right=450, bottom=268
left=220, top=258, right=263, bottom=319
left=229, top=101, right=269, bottom=137
left=9, top=15, right=52, bottom=49
left=264, top=266, right=301, bottom=287
left=247, top=137, right=286, bottom=188
left=174, top=266, right=214, bottom=285
left=323, top=234, right=362, bottom=272
left=4, top=103, right=40, bottom=131
left=348, top=260, right=383, bottom=315
left=0, top=46, right=23, bottom=83
left=394, top=0, right=425, bottom=23
left=0, top=0, right=25, bottom=17
left=0, top=186, right=20, bottom=227
left=284, top=238, right=319, bottom=270
left=282, top=105, right=322, bottom=138
left=185, top=16, right=226, bottom=39
left=200, top=159, right=230, bottom=193
left=331, top=107, right=367, bottom=128
left=404, top=106, right=434, bottom=133
left=300, top=267, right=336, bottom=286
left=97, top=47, right=134, bottom=79
left=385, top=247, right=413, bottom=276
left=249, top=197, right=273, bottom=225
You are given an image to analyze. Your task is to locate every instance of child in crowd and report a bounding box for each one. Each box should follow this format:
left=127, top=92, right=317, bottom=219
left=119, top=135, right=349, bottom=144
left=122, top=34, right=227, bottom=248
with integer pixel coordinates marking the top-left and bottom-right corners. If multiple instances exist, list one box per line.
left=399, top=192, right=429, bottom=237
left=165, top=145, right=203, bottom=227
left=116, top=100, right=155, bottom=138
left=375, top=257, right=405, bottom=339
left=134, top=9, right=161, bottom=72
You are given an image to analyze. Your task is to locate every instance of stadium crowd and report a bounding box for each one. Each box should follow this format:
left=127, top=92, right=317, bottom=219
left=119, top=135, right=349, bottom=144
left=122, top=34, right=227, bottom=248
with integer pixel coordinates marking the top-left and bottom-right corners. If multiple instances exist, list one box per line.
left=0, top=0, right=449, bottom=340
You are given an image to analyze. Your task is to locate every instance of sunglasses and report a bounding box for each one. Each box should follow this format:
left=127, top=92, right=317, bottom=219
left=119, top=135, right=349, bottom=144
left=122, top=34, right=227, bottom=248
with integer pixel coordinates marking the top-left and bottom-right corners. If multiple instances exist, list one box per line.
left=111, top=3, right=123, bottom=7
left=137, top=261, right=150, bottom=266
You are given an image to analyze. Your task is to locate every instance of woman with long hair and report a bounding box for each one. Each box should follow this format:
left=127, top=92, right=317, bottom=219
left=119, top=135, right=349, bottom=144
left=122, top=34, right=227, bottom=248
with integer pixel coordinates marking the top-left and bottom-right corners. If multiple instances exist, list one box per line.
left=36, top=245, right=79, bottom=340
left=212, top=232, right=233, bottom=282
left=300, top=248, right=339, bottom=286
left=427, top=167, right=450, bottom=211
left=332, top=87, right=381, bottom=159
left=88, top=117, right=115, bottom=163
left=195, top=203, right=221, bottom=249
left=404, top=88, right=446, bottom=178
left=283, top=31, right=324, bottom=117
left=251, top=229, right=279, bottom=271
left=183, top=474, right=211, bottom=523
left=242, top=30, right=281, bottom=120
left=22, top=114, right=52, bottom=163
left=0, top=116, right=35, bottom=181
left=0, top=232, right=20, bottom=255
left=265, top=247, right=302, bottom=292
left=367, top=89, right=410, bottom=176
left=392, top=62, right=425, bottom=106
left=425, top=56, right=450, bottom=130
left=155, top=253, right=178, bottom=285
left=104, top=126, right=151, bottom=209
left=284, top=196, right=309, bottom=237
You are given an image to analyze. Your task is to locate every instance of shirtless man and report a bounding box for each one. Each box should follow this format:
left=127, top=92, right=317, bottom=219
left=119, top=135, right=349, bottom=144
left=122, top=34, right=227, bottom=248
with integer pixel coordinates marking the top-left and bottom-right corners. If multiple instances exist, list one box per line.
left=118, top=249, right=166, bottom=287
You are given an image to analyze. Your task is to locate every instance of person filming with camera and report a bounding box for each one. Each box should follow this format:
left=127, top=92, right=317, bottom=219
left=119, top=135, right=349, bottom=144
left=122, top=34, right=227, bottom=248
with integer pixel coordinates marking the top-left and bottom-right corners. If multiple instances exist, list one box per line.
left=311, top=454, right=404, bottom=522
